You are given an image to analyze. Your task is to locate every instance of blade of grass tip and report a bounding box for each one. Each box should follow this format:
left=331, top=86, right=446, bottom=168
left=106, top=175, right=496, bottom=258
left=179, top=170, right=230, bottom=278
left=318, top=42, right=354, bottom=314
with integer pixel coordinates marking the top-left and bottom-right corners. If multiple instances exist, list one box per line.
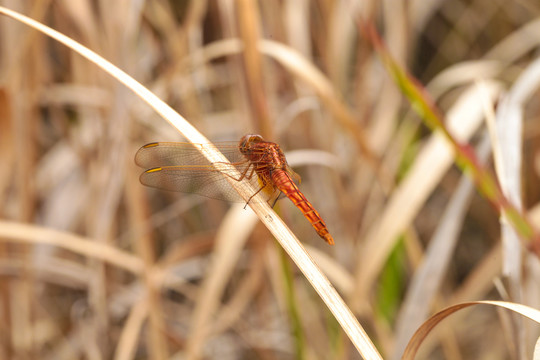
left=0, top=8, right=382, bottom=358
left=361, top=20, right=539, bottom=254
left=402, top=301, right=540, bottom=360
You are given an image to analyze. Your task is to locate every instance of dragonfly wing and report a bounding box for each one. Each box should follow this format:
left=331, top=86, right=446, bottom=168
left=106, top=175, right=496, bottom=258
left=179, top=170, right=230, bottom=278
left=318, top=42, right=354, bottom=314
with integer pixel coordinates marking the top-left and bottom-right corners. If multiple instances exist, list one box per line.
left=139, top=165, right=278, bottom=203
left=135, top=142, right=247, bottom=168
left=286, top=165, right=302, bottom=184
left=136, top=141, right=280, bottom=203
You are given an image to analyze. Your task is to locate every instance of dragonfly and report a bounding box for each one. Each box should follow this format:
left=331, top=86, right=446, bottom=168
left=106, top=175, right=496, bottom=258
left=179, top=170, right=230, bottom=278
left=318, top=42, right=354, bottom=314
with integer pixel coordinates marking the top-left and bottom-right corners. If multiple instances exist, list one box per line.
left=135, top=134, right=334, bottom=245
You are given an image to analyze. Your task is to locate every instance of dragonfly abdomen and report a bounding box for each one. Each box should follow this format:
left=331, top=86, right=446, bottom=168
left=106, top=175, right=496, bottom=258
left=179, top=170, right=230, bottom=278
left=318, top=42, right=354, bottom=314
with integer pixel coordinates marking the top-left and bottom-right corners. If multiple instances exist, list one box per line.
left=271, top=170, right=334, bottom=245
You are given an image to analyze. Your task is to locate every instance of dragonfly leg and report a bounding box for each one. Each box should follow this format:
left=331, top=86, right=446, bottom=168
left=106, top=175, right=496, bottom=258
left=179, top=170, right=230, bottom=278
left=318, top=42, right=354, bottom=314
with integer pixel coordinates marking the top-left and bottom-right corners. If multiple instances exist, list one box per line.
left=232, top=162, right=252, bottom=181
left=241, top=165, right=257, bottom=180
left=219, top=162, right=255, bottom=182
left=270, top=194, right=281, bottom=208
left=243, top=177, right=268, bottom=209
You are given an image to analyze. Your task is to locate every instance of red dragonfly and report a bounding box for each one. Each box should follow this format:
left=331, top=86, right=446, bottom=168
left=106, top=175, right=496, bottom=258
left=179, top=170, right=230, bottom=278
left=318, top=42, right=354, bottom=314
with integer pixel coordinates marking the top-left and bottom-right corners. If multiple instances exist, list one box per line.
left=135, top=134, right=334, bottom=245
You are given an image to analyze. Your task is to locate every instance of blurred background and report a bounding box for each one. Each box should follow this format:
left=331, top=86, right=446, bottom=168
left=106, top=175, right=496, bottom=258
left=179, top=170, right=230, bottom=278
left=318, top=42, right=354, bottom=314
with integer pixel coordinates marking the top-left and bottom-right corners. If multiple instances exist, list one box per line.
left=1, top=0, right=540, bottom=359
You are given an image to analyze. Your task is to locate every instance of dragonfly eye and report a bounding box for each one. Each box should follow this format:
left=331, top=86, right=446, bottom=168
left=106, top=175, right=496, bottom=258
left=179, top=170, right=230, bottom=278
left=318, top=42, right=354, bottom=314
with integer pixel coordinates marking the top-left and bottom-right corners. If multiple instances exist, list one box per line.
left=239, top=134, right=264, bottom=154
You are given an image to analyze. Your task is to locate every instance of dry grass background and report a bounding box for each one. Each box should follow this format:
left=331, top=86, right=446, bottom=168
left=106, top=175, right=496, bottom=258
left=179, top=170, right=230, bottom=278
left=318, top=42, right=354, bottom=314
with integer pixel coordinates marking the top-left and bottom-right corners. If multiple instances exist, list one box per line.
left=1, top=1, right=540, bottom=359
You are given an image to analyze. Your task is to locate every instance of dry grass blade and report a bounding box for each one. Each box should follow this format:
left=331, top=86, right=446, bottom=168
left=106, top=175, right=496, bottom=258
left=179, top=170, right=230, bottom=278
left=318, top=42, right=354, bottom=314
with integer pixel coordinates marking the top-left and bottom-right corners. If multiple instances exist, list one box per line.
left=402, top=301, right=540, bottom=359
left=186, top=204, right=258, bottom=359
left=427, top=60, right=503, bottom=99
left=366, top=19, right=539, bottom=249
left=236, top=0, right=272, bottom=137
left=353, top=81, right=502, bottom=307
left=0, top=220, right=143, bottom=274
left=392, top=159, right=475, bottom=358
left=488, top=57, right=540, bottom=357
left=186, top=38, right=376, bottom=161
left=284, top=149, right=342, bottom=170
left=246, top=207, right=382, bottom=359
left=304, top=244, right=355, bottom=295
left=486, top=18, right=540, bottom=63
left=393, top=132, right=493, bottom=358
left=4, top=2, right=540, bottom=359
left=258, top=40, right=375, bottom=160
left=0, top=6, right=381, bottom=359
left=114, top=299, right=148, bottom=360
left=490, top=58, right=540, bottom=262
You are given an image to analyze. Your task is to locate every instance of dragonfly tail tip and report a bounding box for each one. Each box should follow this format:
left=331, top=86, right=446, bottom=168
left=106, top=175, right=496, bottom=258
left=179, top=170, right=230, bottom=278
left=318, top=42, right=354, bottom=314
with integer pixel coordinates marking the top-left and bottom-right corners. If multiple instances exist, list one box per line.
left=323, top=234, right=335, bottom=245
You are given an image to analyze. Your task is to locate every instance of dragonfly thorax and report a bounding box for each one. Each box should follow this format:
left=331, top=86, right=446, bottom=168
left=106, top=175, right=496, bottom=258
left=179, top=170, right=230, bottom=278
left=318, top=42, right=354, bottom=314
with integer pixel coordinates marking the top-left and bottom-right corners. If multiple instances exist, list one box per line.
left=239, top=135, right=288, bottom=171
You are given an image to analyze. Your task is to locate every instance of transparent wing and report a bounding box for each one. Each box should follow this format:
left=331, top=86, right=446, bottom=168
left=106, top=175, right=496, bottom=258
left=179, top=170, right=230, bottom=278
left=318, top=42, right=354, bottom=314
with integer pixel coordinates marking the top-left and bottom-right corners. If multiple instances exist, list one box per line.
left=135, top=142, right=247, bottom=168
left=135, top=142, right=278, bottom=203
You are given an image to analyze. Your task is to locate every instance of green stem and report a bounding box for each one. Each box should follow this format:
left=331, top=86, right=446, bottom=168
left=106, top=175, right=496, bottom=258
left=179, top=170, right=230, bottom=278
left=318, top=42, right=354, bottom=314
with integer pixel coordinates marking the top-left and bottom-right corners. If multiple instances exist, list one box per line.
left=363, top=21, right=539, bottom=254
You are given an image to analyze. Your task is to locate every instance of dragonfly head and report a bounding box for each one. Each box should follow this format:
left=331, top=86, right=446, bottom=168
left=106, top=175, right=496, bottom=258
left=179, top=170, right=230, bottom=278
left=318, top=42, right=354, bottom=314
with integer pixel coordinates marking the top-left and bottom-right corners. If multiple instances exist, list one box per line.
left=239, top=134, right=264, bottom=154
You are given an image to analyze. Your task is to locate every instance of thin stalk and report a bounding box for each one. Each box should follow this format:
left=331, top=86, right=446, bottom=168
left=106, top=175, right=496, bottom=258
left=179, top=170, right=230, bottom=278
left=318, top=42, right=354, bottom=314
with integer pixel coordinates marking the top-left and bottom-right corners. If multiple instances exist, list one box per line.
left=361, top=21, right=539, bottom=255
